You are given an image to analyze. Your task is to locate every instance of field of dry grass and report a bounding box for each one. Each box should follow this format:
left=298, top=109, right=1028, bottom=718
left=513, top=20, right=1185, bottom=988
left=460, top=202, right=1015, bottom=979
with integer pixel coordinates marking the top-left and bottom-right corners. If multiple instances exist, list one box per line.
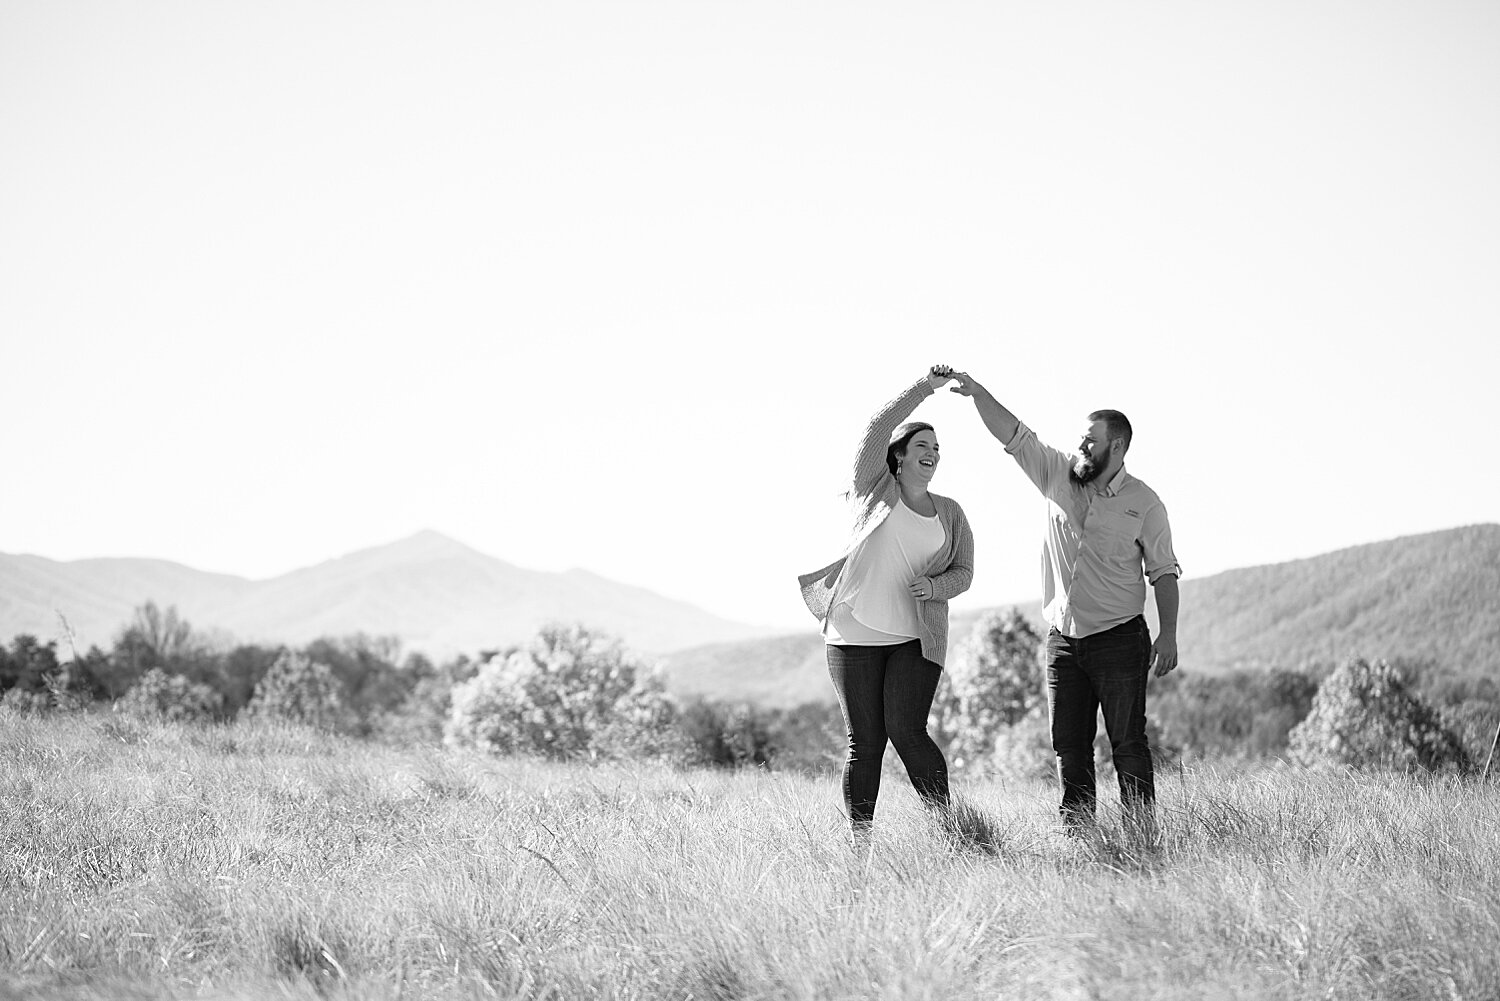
left=3, top=710, right=1498, bottom=1000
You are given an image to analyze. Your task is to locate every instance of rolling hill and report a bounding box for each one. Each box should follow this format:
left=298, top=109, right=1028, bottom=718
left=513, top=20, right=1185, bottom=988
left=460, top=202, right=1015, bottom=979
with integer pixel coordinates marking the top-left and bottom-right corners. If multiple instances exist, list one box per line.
left=657, top=524, right=1500, bottom=707
left=5, top=525, right=1495, bottom=700
left=0, top=530, right=776, bottom=658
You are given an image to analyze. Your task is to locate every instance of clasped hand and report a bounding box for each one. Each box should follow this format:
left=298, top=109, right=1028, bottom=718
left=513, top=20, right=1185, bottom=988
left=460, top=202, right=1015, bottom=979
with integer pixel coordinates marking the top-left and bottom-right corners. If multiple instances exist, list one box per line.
left=926, top=364, right=973, bottom=396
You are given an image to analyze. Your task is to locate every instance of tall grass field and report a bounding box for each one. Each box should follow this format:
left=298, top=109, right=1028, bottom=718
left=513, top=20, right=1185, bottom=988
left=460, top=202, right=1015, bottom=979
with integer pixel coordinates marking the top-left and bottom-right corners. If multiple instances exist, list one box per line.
left=3, top=711, right=1497, bottom=1000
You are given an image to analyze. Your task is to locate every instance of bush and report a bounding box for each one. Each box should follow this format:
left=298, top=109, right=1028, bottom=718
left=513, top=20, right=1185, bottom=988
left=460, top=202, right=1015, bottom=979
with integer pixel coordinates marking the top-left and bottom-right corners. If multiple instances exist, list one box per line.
left=1153, top=666, right=1320, bottom=759
left=1411, top=664, right=1500, bottom=770
left=1288, top=657, right=1470, bottom=773
left=675, top=698, right=776, bottom=768
left=1, top=635, right=62, bottom=698
left=760, top=701, right=845, bottom=774
left=591, top=693, right=690, bottom=763
left=1, top=686, right=53, bottom=716
left=445, top=624, right=678, bottom=761
left=1442, top=703, right=1500, bottom=774
left=988, top=707, right=1055, bottom=783
left=301, top=634, right=414, bottom=736
left=931, top=608, right=1046, bottom=770
left=246, top=651, right=346, bottom=730
left=116, top=668, right=224, bottom=722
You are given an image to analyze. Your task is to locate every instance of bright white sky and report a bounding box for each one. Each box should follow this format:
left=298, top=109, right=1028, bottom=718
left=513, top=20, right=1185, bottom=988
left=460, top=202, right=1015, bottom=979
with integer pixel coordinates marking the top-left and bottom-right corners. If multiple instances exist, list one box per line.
left=3, top=0, right=1497, bottom=633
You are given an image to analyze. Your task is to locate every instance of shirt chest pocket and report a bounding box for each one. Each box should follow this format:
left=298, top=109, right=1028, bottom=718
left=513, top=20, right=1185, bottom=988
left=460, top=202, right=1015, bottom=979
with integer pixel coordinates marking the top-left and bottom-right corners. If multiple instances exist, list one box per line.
left=1086, top=510, right=1142, bottom=563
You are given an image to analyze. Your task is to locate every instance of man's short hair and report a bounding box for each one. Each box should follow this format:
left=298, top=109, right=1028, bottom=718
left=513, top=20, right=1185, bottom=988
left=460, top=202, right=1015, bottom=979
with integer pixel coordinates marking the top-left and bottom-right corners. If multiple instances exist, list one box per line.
left=1089, top=409, right=1133, bottom=454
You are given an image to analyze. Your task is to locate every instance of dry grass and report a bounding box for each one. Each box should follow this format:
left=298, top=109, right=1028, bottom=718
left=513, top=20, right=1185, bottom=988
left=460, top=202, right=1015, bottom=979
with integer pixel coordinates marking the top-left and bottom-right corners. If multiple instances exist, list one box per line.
left=2, top=710, right=1497, bottom=1000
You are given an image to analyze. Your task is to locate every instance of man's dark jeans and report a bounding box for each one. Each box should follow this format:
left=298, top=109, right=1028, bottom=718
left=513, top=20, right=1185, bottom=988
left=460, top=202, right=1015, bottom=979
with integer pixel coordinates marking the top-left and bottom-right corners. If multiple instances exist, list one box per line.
left=1046, top=616, right=1154, bottom=826
left=826, top=640, right=949, bottom=829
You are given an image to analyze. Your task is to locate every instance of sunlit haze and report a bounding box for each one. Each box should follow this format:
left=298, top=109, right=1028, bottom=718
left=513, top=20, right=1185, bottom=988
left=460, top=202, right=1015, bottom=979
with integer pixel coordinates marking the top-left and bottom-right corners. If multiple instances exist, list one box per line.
left=3, top=0, right=1497, bottom=633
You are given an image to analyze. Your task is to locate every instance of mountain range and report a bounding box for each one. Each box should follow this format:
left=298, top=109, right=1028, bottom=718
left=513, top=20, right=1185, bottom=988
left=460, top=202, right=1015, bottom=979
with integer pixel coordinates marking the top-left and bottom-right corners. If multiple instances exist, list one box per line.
left=0, top=530, right=775, bottom=658
left=658, top=524, right=1500, bottom=706
left=4, top=525, right=1496, bottom=706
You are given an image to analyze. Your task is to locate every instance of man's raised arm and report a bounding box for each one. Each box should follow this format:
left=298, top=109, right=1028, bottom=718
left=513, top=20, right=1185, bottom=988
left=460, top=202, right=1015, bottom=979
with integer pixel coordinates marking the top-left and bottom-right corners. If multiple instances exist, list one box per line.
left=948, top=372, right=1020, bottom=446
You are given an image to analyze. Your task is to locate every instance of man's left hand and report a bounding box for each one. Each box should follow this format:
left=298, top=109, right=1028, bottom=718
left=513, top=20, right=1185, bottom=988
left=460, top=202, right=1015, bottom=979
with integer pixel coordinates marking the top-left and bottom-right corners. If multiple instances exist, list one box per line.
left=1151, top=634, right=1179, bottom=677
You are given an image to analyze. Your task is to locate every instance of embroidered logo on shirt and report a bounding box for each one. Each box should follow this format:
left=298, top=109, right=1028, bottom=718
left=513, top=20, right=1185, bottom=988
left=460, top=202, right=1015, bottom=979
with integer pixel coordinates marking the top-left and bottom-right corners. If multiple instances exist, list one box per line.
left=1125, top=509, right=1141, bottom=518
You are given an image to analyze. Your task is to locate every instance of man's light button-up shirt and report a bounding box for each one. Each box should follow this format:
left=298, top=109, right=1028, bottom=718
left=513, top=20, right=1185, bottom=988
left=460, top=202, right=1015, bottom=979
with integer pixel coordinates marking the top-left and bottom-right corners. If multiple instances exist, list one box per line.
left=1004, top=422, right=1181, bottom=639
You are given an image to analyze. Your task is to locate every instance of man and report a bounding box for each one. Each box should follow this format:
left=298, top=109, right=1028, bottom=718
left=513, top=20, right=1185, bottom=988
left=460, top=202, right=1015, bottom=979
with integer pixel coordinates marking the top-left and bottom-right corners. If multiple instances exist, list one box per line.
left=948, top=371, right=1180, bottom=830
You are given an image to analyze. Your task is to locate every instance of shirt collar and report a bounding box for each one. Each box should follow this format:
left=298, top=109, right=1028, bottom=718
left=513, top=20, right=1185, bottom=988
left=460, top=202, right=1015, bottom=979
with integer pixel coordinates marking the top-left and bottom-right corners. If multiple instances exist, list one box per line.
left=1100, top=465, right=1130, bottom=497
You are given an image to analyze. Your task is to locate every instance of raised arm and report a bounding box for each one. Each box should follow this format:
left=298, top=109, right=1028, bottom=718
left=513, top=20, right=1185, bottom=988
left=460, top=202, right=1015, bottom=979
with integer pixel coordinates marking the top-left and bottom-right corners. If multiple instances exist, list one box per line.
left=847, top=366, right=955, bottom=494
left=948, top=372, right=1020, bottom=445
left=950, top=371, right=1073, bottom=494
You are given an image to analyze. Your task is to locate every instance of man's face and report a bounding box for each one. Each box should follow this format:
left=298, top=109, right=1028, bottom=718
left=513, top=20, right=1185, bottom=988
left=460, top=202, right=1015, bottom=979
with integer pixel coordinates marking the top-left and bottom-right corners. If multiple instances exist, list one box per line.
left=1070, top=419, right=1115, bottom=485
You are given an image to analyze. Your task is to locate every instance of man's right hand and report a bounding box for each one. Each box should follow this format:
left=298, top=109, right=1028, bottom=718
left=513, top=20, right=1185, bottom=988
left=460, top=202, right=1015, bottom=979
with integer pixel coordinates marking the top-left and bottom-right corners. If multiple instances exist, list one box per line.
left=947, top=371, right=1020, bottom=445
left=946, top=371, right=978, bottom=397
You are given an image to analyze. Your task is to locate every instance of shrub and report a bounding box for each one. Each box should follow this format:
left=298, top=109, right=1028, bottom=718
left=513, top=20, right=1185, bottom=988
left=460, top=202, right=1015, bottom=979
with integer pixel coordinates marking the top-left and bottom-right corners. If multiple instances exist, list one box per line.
left=1153, top=666, right=1320, bottom=759
left=1411, top=665, right=1500, bottom=770
left=931, top=608, right=1046, bottom=770
left=301, top=634, right=414, bottom=736
left=988, top=707, right=1055, bottom=783
left=371, top=653, right=481, bottom=745
left=675, top=698, right=776, bottom=768
left=1, top=635, right=62, bottom=697
left=246, top=651, right=346, bottom=730
left=445, top=624, right=678, bottom=761
left=1288, top=657, right=1470, bottom=773
left=116, top=668, right=224, bottom=722
left=591, top=690, right=691, bottom=763
left=1, top=686, right=53, bottom=716
left=761, top=701, right=845, bottom=774
left=1442, top=703, right=1500, bottom=774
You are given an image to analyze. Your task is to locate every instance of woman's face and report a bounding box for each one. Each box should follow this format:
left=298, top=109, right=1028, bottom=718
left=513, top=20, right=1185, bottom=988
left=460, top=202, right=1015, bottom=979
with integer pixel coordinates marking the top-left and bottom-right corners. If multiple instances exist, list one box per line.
left=899, top=430, right=940, bottom=483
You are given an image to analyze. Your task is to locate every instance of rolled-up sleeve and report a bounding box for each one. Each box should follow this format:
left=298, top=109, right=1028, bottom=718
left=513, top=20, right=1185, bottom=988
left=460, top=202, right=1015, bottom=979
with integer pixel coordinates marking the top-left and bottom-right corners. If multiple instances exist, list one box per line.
left=1141, top=500, right=1181, bottom=584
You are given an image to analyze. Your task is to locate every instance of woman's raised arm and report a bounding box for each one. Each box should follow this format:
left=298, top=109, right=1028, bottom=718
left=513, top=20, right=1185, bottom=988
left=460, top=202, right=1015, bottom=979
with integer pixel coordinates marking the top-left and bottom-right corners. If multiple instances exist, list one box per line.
left=846, top=366, right=954, bottom=494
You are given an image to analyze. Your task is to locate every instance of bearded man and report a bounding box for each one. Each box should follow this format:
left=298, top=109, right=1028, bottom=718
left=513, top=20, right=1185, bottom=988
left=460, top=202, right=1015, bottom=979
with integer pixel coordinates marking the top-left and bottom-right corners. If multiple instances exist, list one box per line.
left=948, top=371, right=1181, bottom=831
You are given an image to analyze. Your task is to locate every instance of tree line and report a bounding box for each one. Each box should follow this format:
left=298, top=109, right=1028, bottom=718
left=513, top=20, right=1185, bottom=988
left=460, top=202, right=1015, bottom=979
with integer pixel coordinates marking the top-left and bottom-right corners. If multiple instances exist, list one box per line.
left=0, top=602, right=839, bottom=769
left=2, top=601, right=1496, bottom=776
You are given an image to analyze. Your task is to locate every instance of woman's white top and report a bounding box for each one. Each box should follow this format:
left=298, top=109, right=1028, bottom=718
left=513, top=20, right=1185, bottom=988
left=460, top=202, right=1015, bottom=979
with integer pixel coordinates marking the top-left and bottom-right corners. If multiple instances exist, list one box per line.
left=824, top=498, right=947, bottom=645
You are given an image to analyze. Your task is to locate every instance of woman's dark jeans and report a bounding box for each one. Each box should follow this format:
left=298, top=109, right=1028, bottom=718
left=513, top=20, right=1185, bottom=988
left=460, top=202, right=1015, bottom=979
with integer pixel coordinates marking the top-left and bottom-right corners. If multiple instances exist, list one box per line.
left=1046, top=615, right=1154, bottom=827
left=826, top=640, right=949, bottom=829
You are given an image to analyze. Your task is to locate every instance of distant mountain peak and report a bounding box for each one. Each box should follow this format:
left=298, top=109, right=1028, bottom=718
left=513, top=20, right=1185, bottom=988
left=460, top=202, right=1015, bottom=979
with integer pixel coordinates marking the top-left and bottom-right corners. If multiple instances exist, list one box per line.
left=0, top=529, right=776, bottom=657
left=392, top=528, right=472, bottom=550
left=351, top=530, right=484, bottom=561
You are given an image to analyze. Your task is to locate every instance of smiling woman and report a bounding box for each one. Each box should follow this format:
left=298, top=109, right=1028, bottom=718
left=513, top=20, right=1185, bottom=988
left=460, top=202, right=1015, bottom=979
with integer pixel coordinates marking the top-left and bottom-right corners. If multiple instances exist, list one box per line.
left=797, top=365, right=975, bottom=839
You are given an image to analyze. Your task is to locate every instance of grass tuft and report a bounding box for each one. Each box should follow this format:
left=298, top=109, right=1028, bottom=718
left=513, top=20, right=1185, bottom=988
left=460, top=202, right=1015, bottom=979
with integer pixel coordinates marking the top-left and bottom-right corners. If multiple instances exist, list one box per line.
left=935, top=795, right=1019, bottom=857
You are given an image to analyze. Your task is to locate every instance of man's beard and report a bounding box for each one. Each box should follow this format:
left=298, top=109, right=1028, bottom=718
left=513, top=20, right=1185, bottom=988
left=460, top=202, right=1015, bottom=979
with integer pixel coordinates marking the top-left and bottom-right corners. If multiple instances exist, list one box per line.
left=1070, top=450, right=1107, bottom=486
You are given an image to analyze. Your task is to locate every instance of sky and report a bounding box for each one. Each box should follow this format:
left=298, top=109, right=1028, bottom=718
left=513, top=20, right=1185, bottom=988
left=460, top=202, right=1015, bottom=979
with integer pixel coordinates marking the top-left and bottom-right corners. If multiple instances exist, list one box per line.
left=2, top=0, right=1497, bottom=634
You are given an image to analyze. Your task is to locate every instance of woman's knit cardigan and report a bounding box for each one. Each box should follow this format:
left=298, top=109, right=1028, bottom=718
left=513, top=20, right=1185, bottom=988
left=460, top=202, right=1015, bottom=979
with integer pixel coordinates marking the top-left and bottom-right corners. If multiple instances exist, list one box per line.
left=798, top=378, right=975, bottom=667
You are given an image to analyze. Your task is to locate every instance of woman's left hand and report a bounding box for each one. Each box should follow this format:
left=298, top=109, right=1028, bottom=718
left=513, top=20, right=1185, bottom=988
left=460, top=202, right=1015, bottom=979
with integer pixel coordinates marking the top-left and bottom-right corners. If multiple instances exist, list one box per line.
left=925, top=364, right=955, bottom=390
left=909, top=576, right=935, bottom=600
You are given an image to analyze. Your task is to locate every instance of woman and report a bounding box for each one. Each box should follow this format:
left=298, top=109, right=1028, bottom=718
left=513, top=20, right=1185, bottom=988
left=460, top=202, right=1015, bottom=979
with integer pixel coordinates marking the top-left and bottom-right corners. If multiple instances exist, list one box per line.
left=798, top=364, right=975, bottom=835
